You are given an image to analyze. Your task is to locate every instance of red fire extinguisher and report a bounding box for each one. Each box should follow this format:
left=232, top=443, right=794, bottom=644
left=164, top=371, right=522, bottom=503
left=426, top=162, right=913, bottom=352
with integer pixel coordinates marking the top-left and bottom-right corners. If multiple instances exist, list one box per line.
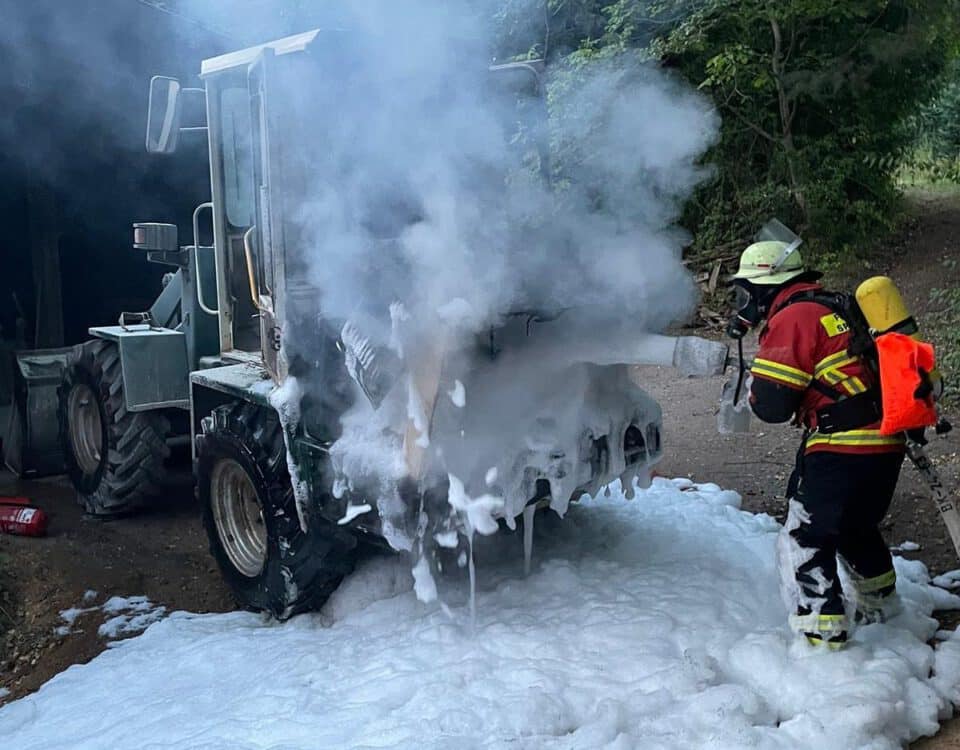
left=0, top=497, right=49, bottom=537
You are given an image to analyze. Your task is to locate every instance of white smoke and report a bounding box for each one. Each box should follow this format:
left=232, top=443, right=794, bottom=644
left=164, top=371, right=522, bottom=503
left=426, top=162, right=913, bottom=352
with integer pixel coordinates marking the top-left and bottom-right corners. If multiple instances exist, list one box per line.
left=279, top=28, right=717, bottom=340
left=183, top=0, right=719, bottom=547
left=2, top=0, right=720, bottom=564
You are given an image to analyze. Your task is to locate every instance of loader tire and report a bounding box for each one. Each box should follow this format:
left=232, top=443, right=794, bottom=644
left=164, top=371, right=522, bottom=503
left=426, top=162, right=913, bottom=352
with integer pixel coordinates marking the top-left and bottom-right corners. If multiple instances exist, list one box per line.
left=197, top=402, right=357, bottom=619
left=58, top=339, right=171, bottom=516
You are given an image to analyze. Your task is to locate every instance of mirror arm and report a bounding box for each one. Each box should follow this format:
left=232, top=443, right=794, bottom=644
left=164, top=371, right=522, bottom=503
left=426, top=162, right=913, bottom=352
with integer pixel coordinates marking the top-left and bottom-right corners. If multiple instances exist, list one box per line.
left=180, top=88, right=208, bottom=133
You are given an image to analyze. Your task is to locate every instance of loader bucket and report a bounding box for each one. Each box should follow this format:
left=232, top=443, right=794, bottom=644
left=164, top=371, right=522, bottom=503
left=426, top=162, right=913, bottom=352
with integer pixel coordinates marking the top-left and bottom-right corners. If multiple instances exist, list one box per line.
left=3, top=348, right=71, bottom=478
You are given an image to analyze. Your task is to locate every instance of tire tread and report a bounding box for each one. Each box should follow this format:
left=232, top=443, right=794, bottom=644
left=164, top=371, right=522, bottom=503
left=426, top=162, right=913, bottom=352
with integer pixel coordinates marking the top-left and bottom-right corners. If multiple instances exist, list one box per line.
left=198, top=402, right=356, bottom=619
left=58, top=339, right=171, bottom=515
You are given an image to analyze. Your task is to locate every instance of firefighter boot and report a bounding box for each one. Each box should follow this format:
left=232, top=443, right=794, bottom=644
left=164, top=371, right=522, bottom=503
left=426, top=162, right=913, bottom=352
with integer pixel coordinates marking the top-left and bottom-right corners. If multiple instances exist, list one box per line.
left=789, top=611, right=848, bottom=650
left=851, top=569, right=900, bottom=624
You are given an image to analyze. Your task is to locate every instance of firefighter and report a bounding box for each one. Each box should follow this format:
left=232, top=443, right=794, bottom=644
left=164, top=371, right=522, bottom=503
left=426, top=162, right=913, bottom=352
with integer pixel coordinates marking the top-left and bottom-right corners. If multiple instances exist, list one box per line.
left=727, top=240, right=905, bottom=649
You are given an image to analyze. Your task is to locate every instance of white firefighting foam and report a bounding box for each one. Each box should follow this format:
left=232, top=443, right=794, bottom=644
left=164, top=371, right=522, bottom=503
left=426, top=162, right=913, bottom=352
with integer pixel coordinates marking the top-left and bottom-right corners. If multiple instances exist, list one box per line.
left=2, top=479, right=959, bottom=749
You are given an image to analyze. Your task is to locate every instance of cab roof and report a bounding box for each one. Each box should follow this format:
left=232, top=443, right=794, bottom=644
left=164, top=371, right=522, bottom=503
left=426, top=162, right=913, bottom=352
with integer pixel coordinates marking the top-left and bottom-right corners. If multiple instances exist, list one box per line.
left=200, top=28, right=323, bottom=78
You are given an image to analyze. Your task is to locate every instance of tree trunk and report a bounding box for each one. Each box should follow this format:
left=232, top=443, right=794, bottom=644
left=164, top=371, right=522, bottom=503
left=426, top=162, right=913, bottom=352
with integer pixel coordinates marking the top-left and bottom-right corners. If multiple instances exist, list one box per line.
left=26, top=174, right=64, bottom=348
left=770, top=17, right=807, bottom=223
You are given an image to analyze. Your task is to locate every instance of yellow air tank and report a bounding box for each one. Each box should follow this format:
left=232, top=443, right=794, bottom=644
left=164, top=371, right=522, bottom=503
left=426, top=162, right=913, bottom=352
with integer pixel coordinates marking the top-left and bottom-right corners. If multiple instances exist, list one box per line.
left=857, top=275, right=941, bottom=397
left=855, top=276, right=918, bottom=337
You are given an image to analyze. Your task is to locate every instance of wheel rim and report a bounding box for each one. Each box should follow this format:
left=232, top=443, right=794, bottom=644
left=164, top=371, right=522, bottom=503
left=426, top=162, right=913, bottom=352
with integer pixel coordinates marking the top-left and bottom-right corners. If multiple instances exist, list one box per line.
left=210, top=458, right=267, bottom=578
left=67, top=383, right=103, bottom=475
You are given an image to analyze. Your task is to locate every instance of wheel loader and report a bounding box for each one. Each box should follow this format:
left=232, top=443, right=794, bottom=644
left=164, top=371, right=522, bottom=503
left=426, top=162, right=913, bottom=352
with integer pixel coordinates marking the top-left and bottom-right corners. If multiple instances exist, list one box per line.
left=46, top=29, right=729, bottom=617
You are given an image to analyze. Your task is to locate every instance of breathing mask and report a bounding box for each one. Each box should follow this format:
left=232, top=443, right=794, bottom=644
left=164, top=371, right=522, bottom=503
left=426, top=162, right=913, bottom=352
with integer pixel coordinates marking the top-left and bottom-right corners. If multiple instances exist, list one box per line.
left=726, top=283, right=762, bottom=339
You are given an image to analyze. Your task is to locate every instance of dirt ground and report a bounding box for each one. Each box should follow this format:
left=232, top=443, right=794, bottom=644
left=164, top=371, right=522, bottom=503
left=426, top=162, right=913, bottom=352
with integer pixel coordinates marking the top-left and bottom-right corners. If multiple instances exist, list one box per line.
left=0, top=468, right=234, bottom=700
left=1, top=191, right=959, bottom=746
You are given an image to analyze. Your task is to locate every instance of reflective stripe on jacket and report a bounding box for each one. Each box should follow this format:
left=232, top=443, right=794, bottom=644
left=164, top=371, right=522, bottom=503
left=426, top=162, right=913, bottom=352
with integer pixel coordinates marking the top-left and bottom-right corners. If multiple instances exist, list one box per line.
left=748, top=282, right=904, bottom=455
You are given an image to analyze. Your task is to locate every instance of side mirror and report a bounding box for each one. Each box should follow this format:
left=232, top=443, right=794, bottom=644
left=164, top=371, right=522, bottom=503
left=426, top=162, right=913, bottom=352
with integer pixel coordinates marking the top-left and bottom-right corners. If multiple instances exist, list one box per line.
left=489, top=59, right=545, bottom=95
left=146, top=76, right=182, bottom=154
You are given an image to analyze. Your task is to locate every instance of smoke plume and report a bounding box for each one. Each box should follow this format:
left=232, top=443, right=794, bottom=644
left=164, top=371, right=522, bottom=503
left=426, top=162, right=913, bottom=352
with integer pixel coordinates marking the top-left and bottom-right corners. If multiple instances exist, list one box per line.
left=12, top=0, right=717, bottom=553
left=185, top=0, right=722, bottom=547
left=282, top=10, right=717, bottom=341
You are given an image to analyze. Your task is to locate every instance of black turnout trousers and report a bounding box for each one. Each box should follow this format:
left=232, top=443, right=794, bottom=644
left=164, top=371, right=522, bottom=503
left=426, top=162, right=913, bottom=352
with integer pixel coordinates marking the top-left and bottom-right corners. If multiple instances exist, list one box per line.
left=790, top=451, right=905, bottom=616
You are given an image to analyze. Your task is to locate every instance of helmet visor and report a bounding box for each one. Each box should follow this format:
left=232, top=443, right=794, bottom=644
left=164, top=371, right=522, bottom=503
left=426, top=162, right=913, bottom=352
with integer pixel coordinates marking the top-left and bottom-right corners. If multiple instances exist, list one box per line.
left=755, top=218, right=802, bottom=248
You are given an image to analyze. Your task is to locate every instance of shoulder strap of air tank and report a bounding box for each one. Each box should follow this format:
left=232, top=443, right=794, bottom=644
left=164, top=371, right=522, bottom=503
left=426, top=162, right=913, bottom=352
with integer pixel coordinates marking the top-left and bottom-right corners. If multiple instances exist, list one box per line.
left=778, top=289, right=846, bottom=402
left=780, top=289, right=879, bottom=399
left=781, top=289, right=850, bottom=317
left=782, top=289, right=874, bottom=358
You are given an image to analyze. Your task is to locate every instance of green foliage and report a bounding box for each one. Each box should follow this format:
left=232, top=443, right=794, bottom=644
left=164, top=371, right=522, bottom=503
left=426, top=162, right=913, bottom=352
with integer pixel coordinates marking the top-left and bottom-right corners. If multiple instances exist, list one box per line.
left=899, top=148, right=960, bottom=187
left=492, top=0, right=609, bottom=60
left=647, top=0, right=957, bottom=252
left=917, top=59, right=960, bottom=159
left=901, top=59, right=960, bottom=187
left=494, top=0, right=960, bottom=257
left=231, top=0, right=960, bottom=263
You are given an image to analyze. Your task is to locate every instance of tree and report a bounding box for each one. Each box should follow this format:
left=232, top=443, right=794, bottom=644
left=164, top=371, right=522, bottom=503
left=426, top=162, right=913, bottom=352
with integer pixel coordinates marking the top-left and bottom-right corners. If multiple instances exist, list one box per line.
left=494, top=0, right=960, bottom=251
left=916, top=58, right=960, bottom=161
left=607, top=0, right=960, bottom=249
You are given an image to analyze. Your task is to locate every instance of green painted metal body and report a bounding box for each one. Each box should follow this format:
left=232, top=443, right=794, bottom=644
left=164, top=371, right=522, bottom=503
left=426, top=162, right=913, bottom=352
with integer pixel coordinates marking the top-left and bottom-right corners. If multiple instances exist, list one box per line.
left=190, top=363, right=273, bottom=409
left=88, top=326, right=190, bottom=410
left=87, top=237, right=220, bottom=413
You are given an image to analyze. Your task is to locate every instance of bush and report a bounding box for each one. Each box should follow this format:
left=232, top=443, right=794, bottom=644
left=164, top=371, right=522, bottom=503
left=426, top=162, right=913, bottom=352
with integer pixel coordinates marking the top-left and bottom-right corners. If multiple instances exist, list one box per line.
left=494, top=1, right=959, bottom=257
left=901, top=60, right=960, bottom=187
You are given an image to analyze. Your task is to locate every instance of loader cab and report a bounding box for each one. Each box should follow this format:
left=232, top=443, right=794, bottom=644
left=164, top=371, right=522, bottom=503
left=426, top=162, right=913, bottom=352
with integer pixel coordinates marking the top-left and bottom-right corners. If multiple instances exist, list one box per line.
left=202, top=69, right=260, bottom=358
left=143, top=31, right=330, bottom=374
left=150, top=29, right=546, bottom=386
left=199, top=30, right=366, bottom=381
left=205, top=31, right=546, bottom=381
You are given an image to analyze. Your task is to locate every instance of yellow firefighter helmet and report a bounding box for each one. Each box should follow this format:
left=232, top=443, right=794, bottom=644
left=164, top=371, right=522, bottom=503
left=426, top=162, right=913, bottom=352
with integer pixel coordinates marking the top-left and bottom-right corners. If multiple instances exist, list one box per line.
left=731, top=240, right=807, bottom=286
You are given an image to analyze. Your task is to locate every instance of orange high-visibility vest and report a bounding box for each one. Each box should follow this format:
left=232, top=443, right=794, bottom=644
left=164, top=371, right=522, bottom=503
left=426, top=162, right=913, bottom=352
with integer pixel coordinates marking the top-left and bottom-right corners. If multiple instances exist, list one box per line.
left=876, top=332, right=938, bottom=435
